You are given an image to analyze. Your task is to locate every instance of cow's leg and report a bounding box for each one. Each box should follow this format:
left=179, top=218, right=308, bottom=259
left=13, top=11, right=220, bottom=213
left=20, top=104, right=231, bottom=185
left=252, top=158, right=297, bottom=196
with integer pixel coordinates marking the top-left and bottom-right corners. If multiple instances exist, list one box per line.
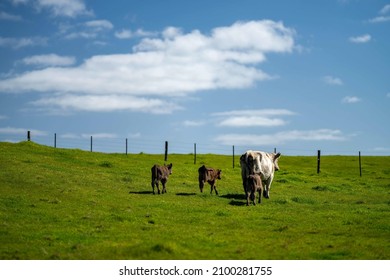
left=156, top=181, right=161, bottom=194
left=246, top=191, right=250, bottom=206
left=161, top=179, right=167, bottom=194
left=258, top=189, right=262, bottom=204
left=263, top=175, right=273, bottom=199
left=199, top=181, right=204, bottom=193
left=214, top=184, right=219, bottom=196
left=251, top=191, right=256, bottom=206
left=151, top=180, right=155, bottom=195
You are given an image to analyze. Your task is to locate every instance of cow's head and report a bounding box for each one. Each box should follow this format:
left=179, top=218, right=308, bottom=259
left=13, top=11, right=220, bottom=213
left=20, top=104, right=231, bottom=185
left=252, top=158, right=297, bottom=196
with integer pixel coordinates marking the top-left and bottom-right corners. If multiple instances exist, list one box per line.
left=166, top=163, right=173, bottom=174
left=216, top=169, right=222, bottom=180
left=273, top=153, right=281, bottom=171
left=246, top=152, right=261, bottom=174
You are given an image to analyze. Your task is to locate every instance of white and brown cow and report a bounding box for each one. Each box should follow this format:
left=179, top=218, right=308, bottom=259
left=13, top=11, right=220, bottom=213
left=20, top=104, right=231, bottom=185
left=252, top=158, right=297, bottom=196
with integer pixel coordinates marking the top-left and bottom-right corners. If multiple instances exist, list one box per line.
left=240, top=150, right=281, bottom=199
left=198, top=165, right=222, bottom=195
left=151, top=163, right=172, bottom=194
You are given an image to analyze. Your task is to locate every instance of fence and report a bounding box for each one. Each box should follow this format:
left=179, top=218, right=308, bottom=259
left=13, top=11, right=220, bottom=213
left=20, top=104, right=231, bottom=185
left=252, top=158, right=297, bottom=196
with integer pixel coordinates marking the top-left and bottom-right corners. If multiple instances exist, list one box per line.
left=0, top=130, right=372, bottom=177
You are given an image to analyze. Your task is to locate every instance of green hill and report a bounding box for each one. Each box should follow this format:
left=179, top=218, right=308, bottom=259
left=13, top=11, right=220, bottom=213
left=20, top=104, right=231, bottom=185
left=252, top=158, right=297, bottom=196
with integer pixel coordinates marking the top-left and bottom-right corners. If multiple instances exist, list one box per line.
left=0, top=141, right=389, bottom=259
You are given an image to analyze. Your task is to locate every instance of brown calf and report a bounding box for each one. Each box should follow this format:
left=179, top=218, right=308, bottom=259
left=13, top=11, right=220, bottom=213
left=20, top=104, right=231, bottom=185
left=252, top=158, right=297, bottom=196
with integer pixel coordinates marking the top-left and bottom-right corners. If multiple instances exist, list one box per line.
left=151, top=163, right=172, bottom=194
left=198, top=165, right=222, bottom=195
left=246, top=174, right=263, bottom=206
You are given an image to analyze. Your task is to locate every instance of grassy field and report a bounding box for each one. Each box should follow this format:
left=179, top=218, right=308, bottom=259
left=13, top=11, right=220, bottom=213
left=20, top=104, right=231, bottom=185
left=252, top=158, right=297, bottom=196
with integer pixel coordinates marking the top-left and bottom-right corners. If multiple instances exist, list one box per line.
left=0, top=141, right=389, bottom=260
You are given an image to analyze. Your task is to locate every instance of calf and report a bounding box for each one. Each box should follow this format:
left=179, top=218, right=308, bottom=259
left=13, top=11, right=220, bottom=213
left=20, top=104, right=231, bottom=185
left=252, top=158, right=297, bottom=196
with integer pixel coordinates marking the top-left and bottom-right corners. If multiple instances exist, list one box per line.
left=246, top=174, right=263, bottom=206
left=151, top=163, right=172, bottom=194
left=198, top=165, right=222, bottom=195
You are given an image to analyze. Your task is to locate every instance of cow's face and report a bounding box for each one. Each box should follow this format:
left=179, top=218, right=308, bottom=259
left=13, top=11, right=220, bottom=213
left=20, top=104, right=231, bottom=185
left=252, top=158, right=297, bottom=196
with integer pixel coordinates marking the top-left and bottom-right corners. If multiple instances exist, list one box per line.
left=167, top=163, right=173, bottom=174
left=217, top=170, right=222, bottom=180
left=247, top=154, right=259, bottom=174
left=273, top=153, right=281, bottom=171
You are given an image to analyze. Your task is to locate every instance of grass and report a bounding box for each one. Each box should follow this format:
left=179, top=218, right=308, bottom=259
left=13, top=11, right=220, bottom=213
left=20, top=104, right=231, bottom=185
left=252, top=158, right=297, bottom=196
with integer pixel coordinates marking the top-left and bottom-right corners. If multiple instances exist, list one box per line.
left=0, top=141, right=389, bottom=260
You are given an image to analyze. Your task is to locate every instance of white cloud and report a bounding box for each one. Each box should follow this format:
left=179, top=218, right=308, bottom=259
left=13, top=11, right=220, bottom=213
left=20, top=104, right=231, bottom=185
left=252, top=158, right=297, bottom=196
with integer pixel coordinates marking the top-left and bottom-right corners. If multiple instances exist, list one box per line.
left=342, top=96, right=361, bottom=103
left=215, top=129, right=346, bottom=146
left=380, top=4, right=390, bottom=14
left=0, top=115, right=8, bottom=120
left=0, top=126, right=47, bottom=136
left=115, top=28, right=157, bottom=39
left=63, top=19, right=113, bottom=40
left=84, top=20, right=113, bottom=30
left=323, top=75, right=343, bottom=85
left=0, top=36, right=47, bottom=49
left=369, top=4, right=390, bottom=23
left=30, top=94, right=183, bottom=114
left=21, top=54, right=76, bottom=67
left=0, top=11, right=22, bottom=21
left=81, top=133, right=117, bottom=139
left=213, top=109, right=295, bottom=127
left=369, top=16, right=390, bottom=23
left=35, top=0, right=93, bottom=17
left=0, top=20, right=296, bottom=114
left=349, top=34, right=371, bottom=43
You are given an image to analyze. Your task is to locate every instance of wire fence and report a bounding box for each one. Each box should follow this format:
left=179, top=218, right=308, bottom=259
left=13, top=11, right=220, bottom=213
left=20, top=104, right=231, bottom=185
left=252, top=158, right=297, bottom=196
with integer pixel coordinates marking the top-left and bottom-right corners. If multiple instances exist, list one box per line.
left=0, top=130, right=388, bottom=157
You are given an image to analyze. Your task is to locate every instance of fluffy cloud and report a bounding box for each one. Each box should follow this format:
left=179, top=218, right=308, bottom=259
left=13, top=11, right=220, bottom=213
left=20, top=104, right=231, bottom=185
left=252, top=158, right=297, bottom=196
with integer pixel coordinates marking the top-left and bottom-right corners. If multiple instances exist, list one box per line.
left=0, top=36, right=47, bottom=49
left=213, top=109, right=295, bottom=127
left=349, top=34, right=371, bottom=43
left=115, top=28, right=157, bottom=39
left=21, top=54, right=76, bottom=67
left=215, top=129, right=346, bottom=146
left=342, top=96, right=361, bottom=103
left=323, top=75, right=343, bottom=85
left=0, top=126, right=47, bottom=136
left=0, top=20, right=296, bottom=114
left=19, top=0, right=93, bottom=17
left=369, top=4, right=390, bottom=23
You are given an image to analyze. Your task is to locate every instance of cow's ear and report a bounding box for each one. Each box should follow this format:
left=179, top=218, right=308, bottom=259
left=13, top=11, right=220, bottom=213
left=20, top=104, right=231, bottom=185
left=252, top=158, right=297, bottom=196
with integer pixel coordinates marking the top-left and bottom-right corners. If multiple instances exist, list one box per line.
left=274, top=153, right=281, bottom=159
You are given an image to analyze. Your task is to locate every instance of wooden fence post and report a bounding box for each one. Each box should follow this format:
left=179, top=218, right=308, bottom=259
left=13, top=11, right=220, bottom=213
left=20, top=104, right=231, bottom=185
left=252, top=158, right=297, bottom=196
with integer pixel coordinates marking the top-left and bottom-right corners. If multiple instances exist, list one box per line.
left=90, top=136, right=93, bottom=152
left=359, top=151, right=362, bottom=177
left=54, top=133, right=57, bottom=148
left=27, top=131, right=31, bottom=141
left=317, top=150, right=321, bottom=174
left=164, top=141, right=168, bottom=161
left=232, top=145, right=235, bottom=168
left=194, top=143, right=196, bottom=165
left=126, top=138, right=128, bottom=155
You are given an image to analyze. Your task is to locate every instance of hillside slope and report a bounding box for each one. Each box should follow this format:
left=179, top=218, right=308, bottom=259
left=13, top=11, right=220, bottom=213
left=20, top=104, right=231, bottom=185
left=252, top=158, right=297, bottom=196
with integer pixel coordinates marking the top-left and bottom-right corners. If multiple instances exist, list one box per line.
left=0, top=141, right=389, bottom=259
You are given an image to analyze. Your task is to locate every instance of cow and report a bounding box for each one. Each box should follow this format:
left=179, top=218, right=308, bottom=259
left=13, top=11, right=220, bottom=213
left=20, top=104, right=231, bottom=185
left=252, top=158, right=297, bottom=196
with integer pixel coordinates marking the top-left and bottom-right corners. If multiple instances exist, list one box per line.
left=246, top=174, right=264, bottom=206
left=198, top=165, right=222, bottom=195
left=151, top=163, right=173, bottom=194
left=240, top=150, right=281, bottom=199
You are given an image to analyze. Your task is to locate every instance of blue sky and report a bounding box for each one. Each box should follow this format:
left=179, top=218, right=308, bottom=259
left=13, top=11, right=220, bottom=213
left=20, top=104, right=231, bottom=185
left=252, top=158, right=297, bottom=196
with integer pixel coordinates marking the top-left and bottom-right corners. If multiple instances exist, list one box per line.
left=0, top=0, right=389, bottom=155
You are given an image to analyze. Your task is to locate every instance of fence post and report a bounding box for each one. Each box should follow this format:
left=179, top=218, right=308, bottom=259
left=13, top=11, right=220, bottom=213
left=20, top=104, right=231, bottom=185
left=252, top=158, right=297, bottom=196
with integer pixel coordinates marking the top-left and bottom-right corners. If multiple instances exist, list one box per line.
left=90, top=136, right=93, bottom=152
left=126, top=138, right=128, bottom=155
left=164, top=141, right=168, bottom=161
left=317, top=150, right=321, bottom=174
left=274, top=147, right=276, bottom=153
left=232, top=145, right=235, bottom=168
left=54, top=133, right=57, bottom=148
left=359, top=151, right=362, bottom=177
left=194, top=143, right=196, bottom=165
left=27, top=131, right=31, bottom=141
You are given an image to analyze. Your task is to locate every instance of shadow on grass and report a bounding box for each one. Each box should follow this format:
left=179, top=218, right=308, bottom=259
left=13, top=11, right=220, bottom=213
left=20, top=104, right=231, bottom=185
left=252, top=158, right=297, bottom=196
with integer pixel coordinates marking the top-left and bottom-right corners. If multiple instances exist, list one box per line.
left=176, top=192, right=197, bottom=196
left=129, top=191, right=153, bottom=195
left=220, top=193, right=247, bottom=206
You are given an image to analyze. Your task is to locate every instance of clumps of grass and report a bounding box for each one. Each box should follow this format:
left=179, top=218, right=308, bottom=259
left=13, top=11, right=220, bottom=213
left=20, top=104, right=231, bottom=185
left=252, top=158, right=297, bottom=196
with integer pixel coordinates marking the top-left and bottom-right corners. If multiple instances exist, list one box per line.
left=99, top=161, right=113, bottom=168
left=312, top=185, right=340, bottom=192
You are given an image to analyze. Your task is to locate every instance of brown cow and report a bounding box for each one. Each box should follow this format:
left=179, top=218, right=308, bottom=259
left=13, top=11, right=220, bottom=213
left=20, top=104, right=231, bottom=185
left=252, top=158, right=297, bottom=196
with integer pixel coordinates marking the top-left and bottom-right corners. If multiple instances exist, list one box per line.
left=198, top=165, right=222, bottom=195
left=246, top=174, right=264, bottom=206
left=151, top=163, right=172, bottom=194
